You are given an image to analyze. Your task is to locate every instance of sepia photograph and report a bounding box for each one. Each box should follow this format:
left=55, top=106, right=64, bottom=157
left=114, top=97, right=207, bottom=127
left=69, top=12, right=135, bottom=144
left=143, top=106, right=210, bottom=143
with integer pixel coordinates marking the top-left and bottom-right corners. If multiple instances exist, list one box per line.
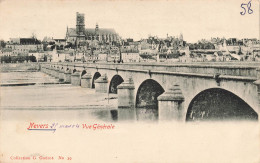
left=0, top=0, right=259, bottom=162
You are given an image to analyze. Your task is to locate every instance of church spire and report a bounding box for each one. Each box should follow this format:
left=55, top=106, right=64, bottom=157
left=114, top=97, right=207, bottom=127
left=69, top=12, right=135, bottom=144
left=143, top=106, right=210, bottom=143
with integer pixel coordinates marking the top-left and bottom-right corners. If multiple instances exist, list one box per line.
left=95, top=23, right=99, bottom=30
left=179, top=32, right=183, bottom=41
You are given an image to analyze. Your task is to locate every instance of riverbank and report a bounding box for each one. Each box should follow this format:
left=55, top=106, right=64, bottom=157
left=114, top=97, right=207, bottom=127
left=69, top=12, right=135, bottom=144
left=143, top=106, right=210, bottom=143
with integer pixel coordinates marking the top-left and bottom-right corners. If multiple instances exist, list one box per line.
left=0, top=63, right=40, bottom=72
left=0, top=71, right=59, bottom=85
left=1, top=84, right=117, bottom=110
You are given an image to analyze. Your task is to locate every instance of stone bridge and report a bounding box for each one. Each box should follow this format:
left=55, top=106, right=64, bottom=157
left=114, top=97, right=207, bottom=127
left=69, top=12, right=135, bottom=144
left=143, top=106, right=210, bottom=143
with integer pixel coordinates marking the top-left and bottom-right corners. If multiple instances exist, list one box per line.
left=40, top=62, right=260, bottom=122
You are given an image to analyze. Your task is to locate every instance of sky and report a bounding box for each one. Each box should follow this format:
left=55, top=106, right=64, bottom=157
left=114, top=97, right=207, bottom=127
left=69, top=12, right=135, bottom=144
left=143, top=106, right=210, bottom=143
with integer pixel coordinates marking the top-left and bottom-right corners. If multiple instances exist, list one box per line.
left=0, top=0, right=259, bottom=43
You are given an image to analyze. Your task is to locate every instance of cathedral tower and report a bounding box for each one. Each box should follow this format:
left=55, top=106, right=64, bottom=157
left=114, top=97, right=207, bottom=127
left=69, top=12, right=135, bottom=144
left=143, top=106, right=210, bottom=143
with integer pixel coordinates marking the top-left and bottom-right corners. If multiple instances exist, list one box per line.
left=76, top=12, right=86, bottom=41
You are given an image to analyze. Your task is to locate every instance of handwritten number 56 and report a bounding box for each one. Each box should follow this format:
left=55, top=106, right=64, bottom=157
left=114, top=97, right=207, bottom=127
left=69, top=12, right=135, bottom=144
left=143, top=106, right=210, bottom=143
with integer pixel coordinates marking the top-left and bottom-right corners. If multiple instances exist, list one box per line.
left=240, top=0, right=253, bottom=15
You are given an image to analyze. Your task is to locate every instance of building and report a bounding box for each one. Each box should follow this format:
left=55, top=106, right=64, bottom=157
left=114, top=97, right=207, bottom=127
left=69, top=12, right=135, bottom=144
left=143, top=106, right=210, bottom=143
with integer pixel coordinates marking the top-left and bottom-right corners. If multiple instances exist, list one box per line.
left=98, top=53, right=108, bottom=61
left=1, top=48, right=13, bottom=56
left=66, top=12, right=120, bottom=47
left=122, top=51, right=140, bottom=62
left=45, top=48, right=70, bottom=62
left=6, top=38, right=43, bottom=56
left=28, top=50, right=45, bottom=62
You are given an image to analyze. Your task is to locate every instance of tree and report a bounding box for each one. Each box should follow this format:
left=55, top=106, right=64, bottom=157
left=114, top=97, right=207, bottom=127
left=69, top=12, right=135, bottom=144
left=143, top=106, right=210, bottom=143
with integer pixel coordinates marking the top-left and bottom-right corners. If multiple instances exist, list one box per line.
left=204, top=42, right=215, bottom=49
left=189, top=44, right=195, bottom=50
left=25, top=56, right=29, bottom=62
left=43, top=42, right=48, bottom=51
left=29, top=55, right=37, bottom=62
left=238, top=47, right=243, bottom=55
left=31, top=32, right=37, bottom=39
left=0, top=40, right=6, bottom=49
left=43, top=55, right=47, bottom=62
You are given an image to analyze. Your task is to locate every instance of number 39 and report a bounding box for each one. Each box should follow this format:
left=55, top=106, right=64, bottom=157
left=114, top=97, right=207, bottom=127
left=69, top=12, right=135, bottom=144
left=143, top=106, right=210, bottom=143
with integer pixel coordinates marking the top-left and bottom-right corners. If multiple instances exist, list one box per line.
left=240, top=0, right=253, bottom=15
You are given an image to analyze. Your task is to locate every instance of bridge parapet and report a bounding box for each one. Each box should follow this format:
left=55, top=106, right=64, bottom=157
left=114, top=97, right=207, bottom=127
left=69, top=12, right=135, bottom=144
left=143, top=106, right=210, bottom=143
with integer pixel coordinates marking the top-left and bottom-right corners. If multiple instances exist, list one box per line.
left=88, top=63, right=258, bottom=78
left=42, top=62, right=260, bottom=83
left=48, top=62, right=257, bottom=77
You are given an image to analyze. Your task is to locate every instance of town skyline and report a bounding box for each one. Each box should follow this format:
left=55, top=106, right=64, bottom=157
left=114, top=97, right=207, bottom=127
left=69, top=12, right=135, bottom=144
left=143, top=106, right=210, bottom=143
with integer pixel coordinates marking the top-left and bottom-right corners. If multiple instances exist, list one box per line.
left=0, top=0, right=259, bottom=43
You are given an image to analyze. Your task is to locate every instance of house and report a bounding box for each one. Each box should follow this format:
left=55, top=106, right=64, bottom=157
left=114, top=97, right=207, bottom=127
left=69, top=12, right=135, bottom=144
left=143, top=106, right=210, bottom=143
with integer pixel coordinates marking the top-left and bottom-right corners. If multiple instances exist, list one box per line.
left=28, top=50, right=45, bottom=62
left=122, top=51, right=140, bottom=62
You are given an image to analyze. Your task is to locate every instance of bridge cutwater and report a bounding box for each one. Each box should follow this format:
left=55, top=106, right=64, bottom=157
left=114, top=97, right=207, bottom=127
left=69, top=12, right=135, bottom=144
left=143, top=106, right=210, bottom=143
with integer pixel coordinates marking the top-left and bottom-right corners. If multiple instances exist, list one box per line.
left=39, top=62, right=260, bottom=122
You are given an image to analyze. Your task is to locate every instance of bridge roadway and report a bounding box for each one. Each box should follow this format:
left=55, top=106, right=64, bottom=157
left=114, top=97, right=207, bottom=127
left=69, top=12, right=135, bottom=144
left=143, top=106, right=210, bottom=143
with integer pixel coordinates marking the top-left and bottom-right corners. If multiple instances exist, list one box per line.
left=40, top=62, right=260, bottom=122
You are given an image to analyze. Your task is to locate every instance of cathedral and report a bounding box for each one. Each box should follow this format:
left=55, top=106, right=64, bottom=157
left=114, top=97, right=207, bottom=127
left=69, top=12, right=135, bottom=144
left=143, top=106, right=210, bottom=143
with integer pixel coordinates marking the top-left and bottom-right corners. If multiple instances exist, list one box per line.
left=65, top=12, right=120, bottom=46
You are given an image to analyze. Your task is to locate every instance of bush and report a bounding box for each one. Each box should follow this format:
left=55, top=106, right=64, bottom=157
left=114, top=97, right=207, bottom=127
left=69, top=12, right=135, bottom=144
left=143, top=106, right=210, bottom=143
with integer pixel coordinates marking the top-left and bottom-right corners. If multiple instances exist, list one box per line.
left=1, top=55, right=37, bottom=63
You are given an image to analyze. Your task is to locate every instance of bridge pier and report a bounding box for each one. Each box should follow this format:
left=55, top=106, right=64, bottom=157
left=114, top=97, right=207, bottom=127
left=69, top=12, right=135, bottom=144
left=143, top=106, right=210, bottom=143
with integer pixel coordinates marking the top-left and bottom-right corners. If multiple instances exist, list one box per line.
left=54, top=67, right=60, bottom=78
left=81, top=73, right=92, bottom=88
left=64, top=70, right=71, bottom=84
left=45, top=67, right=49, bottom=75
left=95, top=74, right=108, bottom=93
left=50, top=66, right=56, bottom=77
left=117, top=77, right=136, bottom=121
left=117, top=77, right=135, bottom=108
left=52, top=67, right=56, bottom=77
left=255, top=82, right=260, bottom=112
left=41, top=66, right=46, bottom=73
left=47, top=67, right=51, bottom=75
left=46, top=66, right=51, bottom=75
left=59, top=69, right=65, bottom=82
left=158, top=84, right=185, bottom=121
left=254, top=67, right=260, bottom=112
left=71, top=71, right=81, bottom=86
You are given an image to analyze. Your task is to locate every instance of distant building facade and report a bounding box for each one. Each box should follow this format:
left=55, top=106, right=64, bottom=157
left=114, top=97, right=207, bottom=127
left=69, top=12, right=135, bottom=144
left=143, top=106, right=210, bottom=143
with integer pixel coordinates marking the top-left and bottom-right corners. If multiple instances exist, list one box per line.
left=6, top=38, right=43, bottom=56
left=1, top=48, right=12, bottom=56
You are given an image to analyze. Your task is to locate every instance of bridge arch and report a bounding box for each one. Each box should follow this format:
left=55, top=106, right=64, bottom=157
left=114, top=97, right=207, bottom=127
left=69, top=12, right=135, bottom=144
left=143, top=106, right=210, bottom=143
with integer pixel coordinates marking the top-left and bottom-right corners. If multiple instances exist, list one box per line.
left=92, top=72, right=101, bottom=88
left=81, top=70, right=87, bottom=77
left=135, top=79, right=165, bottom=120
left=186, top=88, right=258, bottom=122
left=109, top=75, right=124, bottom=94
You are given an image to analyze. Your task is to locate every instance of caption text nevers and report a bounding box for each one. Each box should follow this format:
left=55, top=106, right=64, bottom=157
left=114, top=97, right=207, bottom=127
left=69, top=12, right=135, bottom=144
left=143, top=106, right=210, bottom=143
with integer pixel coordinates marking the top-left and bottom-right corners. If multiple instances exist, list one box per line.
left=27, top=122, right=116, bottom=133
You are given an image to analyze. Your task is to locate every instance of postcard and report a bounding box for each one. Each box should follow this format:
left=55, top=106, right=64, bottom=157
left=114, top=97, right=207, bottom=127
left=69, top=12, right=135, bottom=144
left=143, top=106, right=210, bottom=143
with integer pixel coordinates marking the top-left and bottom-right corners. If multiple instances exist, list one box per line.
left=0, top=0, right=259, bottom=162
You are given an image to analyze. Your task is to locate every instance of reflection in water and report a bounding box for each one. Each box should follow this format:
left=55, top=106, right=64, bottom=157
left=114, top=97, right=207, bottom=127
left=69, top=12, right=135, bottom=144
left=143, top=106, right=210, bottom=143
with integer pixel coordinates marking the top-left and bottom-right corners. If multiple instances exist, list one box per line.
left=136, top=106, right=158, bottom=121
left=110, top=110, right=118, bottom=121
left=2, top=109, right=117, bottom=122
left=117, top=108, right=136, bottom=121
left=91, top=109, right=115, bottom=122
